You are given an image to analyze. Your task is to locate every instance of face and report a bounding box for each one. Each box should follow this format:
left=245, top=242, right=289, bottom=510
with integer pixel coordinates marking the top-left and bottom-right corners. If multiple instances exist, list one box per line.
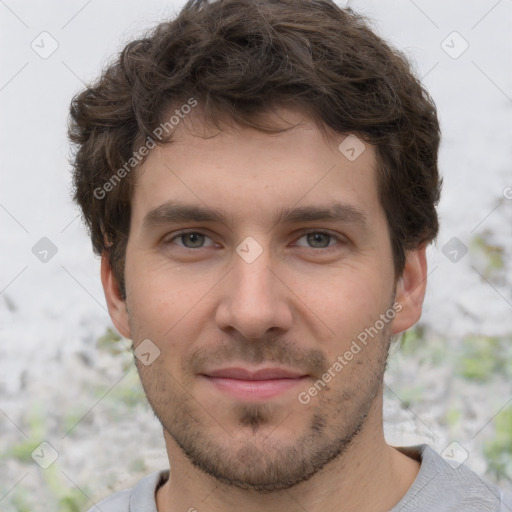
left=103, top=108, right=426, bottom=492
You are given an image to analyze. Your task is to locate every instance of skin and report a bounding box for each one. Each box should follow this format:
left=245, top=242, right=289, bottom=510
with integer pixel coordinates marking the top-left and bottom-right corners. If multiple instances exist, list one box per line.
left=102, top=107, right=428, bottom=512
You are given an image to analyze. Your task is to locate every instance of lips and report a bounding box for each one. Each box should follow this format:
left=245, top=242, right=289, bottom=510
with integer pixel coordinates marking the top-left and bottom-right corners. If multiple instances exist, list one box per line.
left=201, top=366, right=309, bottom=401
left=203, top=367, right=307, bottom=380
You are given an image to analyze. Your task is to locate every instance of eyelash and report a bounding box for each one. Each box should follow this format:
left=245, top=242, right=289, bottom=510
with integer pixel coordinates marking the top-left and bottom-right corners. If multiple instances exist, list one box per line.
left=164, top=230, right=345, bottom=253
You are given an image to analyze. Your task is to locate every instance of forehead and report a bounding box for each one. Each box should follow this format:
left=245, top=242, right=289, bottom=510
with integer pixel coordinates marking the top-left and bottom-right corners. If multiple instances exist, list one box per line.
left=130, top=107, right=382, bottom=229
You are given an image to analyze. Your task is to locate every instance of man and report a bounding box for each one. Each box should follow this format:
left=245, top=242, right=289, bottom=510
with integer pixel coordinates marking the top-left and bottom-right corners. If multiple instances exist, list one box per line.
left=68, top=0, right=512, bottom=510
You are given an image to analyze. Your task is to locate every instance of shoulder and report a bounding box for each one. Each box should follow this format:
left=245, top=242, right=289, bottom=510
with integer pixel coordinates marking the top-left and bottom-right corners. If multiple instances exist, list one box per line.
left=392, top=444, right=508, bottom=512
left=86, top=470, right=169, bottom=512
left=500, top=489, right=512, bottom=511
left=87, top=488, right=131, bottom=512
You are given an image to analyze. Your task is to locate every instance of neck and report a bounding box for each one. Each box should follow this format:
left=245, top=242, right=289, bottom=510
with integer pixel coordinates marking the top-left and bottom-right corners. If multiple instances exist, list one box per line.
left=156, top=392, right=420, bottom=512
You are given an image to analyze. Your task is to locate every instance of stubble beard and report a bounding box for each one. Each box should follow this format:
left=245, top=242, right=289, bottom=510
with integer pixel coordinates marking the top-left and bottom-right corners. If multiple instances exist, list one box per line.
left=136, top=324, right=392, bottom=493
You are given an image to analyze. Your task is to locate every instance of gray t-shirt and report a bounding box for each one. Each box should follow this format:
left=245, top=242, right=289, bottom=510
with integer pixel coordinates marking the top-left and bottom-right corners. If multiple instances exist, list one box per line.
left=88, top=444, right=512, bottom=511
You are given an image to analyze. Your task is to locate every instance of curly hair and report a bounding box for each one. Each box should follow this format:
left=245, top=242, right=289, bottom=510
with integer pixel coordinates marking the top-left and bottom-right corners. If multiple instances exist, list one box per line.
left=68, top=0, right=441, bottom=298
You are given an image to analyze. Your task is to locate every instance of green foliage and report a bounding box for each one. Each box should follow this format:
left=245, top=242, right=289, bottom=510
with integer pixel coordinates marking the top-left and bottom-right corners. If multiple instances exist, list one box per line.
left=108, top=370, right=146, bottom=408
left=456, top=335, right=505, bottom=382
left=96, top=327, right=123, bottom=355
left=94, top=328, right=146, bottom=408
left=9, top=439, right=41, bottom=463
left=10, top=488, right=32, bottom=512
left=62, top=410, right=87, bottom=436
left=91, top=367, right=145, bottom=413
left=7, top=405, right=46, bottom=462
left=470, top=233, right=505, bottom=284
left=445, top=406, right=461, bottom=429
left=394, top=385, right=424, bottom=408
left=484, top=407, right=512, bottom=480
left=471, top=234, right=505, bottom=270
left=4, top=407, right=93, bottom=511
left=129, top=457, right=147, bottom=473
left=396, top=325, right=448, bottom=367
left=40, top=459, right=90, bottom=511
left=96, top=326, right=134, bottom=372
left=399, top=325, right=425, bottom=356
left=58, top=491, right=89, bottom=512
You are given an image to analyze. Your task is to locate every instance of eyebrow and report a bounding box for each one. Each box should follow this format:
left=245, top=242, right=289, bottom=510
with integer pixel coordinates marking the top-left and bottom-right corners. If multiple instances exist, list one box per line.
left=272, top=204, right=368, bottom=229
left=142, top=201, right=369, bottom=231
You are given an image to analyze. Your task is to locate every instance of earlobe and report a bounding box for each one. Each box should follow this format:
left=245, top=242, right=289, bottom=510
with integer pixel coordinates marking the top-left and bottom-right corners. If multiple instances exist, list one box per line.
left=100, top=252, right=131, bottom=339
left=391, top=245, right=428, bottom=335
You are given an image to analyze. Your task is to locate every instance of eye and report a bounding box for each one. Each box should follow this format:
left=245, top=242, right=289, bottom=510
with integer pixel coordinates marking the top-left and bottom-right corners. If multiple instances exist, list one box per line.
left=163, top=230, right=345, bottom=252
left=166, top=231, right=216, bottom=249
left=295, top=231, right=342, bottom=250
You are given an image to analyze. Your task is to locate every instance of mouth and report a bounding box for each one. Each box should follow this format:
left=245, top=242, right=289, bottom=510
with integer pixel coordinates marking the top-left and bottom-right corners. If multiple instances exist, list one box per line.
left=200, top=366, right=310, bottom=401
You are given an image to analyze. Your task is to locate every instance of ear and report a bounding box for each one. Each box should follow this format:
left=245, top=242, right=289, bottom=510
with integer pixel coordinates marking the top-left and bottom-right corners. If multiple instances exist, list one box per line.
left=100, top=252, right=131, bottom=339
left=391, top=245, right=428, bottom=335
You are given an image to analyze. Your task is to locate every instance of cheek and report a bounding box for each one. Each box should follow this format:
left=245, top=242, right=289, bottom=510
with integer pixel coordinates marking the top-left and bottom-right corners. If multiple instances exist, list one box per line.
left=127, top=252, right=203, bottom=311
left=126, top=270, right=183, bottom=342
left=288, top=265, right=392, bottom=331
left=126, top=262, right=218, bottom=367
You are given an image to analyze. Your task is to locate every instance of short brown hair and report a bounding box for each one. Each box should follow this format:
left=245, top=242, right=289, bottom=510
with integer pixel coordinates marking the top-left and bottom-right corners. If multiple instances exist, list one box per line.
left=68, top=0, right=441, bottom=298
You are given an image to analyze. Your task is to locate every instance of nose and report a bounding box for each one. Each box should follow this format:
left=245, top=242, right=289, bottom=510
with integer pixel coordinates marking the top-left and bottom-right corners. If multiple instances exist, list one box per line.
left=215, top=245, right=293, bottom=340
